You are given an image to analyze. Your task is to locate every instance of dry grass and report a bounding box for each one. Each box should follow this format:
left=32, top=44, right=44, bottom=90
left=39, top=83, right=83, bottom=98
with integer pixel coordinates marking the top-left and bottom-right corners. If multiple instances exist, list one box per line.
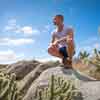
left=73, top=60, right=100, bottom=80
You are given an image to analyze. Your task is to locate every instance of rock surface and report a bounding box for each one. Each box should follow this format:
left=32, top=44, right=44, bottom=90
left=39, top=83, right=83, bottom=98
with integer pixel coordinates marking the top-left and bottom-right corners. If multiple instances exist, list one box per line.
left=6, top=60, right=40, bottom=79
left=0, top=60, right=100, bottom=100
left=23, top=67, right=100, bottom=100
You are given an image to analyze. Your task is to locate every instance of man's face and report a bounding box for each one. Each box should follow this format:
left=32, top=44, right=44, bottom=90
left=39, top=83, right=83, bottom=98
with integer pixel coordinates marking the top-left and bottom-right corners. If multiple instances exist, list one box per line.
left=53, top=16, right=62, bottom=25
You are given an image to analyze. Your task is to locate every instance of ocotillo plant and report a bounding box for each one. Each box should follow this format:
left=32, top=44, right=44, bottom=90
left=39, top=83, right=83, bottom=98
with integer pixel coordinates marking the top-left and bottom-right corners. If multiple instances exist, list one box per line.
left=36, top=74, right=83, bottom=100
left=0, top=72, right=22, bottom=100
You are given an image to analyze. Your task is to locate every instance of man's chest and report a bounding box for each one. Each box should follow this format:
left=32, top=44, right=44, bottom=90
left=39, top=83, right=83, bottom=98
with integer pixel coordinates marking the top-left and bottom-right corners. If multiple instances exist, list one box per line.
left=55, top=31, right=67, bottom=39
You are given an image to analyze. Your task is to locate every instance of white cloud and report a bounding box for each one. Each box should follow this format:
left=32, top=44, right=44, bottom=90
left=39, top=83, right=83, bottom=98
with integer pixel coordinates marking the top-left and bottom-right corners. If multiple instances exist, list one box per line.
left=0, top=50, right=24, bottom=64
left=20, top=26, right=40, bottom=35
left=5, top=25, right=15, bottom=31
left=4, top=19, right=18, bottom=31
left=45, top=25, right=50, bottom=30
left=21, top=26, right=33, bottom=34
left=8, top=19, right=16, bottom=24
left=42, top=25, right=51, bottom=33
left=0, top=38, right=34, bottom=46
left=4, top=19, right=40, bottom=36
left=35, top=56, right=60, bottom=62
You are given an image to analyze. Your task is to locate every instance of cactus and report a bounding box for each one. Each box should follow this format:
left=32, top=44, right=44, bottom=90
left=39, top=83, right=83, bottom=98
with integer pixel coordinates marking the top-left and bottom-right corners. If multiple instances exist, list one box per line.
left=79, top=50, right=90, bottom=64
left=89, top=48, right=100, bottom=72
left=36, top=74, right=83, bottom=100
left=90, top=58, right=100, bottom=72
left=79, top=51, right=90, bottom=60
left=93, top=48, right=100, bottom=60
left=0, top=72, right=22, bottom=100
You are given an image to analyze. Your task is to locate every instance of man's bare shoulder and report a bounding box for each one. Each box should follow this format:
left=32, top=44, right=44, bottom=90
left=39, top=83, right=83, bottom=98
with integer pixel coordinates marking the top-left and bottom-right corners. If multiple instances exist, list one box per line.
left=64, top=25, right=74, bottom=34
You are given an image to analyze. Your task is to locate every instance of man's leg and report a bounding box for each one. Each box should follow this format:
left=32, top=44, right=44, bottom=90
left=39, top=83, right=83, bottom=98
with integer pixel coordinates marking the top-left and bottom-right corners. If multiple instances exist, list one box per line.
left=59, top=46, right=73, bottom=68
left=48, top=45, right=63, bottom=59
left=48, top=45, right=72, bottom=68
left=59, top=47, right=68, bottom=60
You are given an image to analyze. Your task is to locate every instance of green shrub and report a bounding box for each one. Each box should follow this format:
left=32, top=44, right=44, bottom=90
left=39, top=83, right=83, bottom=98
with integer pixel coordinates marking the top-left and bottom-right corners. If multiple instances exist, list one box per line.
left=0, top=72, right=22, bottom=100
left=35, top=74, right=83, bottom=100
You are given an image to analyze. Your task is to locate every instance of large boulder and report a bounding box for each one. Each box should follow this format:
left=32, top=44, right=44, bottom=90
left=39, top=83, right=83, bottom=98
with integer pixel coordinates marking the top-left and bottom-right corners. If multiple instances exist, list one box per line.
left=6, top=60, right=40, bottom=79
left=18, top=63, right=54, bottom=95
left=6, top=60, right=61, bottom=80
left=23, top=66, right=100, bottom=100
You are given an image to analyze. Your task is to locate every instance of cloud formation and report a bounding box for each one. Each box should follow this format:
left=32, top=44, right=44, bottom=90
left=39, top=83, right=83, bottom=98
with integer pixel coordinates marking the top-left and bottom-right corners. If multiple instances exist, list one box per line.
left=0, top=50, right=24, bottom=64
left=4, top=19, right=40, bottom=36
left=0, top=38, right=34, bottom=46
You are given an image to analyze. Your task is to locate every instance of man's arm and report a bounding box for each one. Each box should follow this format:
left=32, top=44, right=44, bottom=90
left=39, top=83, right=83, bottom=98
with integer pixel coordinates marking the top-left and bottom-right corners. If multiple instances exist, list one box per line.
left=66, top=32, right=75, bottom=59
left=56, top=37, right=66, bottom=43
left=51, top=34, right=55, bottom=43
left=56, top=27, right=74, bottom=44
left=66, top=32, right=74, bottom=44
left=56, top=33, right=73, bottom=44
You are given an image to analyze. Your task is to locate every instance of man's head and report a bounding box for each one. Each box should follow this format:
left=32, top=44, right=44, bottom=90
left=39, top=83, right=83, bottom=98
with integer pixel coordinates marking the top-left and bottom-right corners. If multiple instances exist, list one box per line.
left=53, top=14, right=64, bottom=26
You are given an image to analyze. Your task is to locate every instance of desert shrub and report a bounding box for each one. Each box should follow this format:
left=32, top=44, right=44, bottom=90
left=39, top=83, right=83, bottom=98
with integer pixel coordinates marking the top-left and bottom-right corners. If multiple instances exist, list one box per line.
left=35, top=74, right=83, bottom=100
left=0, top=72, right=22, bottom=100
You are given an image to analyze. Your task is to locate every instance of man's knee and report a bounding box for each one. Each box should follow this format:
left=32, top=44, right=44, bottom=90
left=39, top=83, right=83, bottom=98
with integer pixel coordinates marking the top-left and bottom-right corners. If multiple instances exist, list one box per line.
left=48, top=45, right=57, bottom=55
left=48, top=46, right=53, bottom=54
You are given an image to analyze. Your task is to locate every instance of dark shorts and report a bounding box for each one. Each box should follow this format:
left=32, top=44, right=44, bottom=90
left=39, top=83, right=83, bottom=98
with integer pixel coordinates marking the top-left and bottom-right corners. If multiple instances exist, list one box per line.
left=59, top=46, right=68, bottom=59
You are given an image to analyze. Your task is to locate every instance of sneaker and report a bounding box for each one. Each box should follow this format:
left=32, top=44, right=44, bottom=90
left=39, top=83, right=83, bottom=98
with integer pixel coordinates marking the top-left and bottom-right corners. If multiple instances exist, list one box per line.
left=62, top=57, right=72, bottom=69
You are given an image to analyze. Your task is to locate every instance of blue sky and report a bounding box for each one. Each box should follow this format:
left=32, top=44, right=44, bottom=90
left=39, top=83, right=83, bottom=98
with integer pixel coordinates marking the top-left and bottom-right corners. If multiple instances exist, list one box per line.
left=0, top=0, right=100, bottom=64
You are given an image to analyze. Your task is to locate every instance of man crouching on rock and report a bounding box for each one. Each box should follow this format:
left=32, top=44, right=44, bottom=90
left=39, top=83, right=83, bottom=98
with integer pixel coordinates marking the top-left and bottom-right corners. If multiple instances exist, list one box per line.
left=48, top=14, right=75, bottom=69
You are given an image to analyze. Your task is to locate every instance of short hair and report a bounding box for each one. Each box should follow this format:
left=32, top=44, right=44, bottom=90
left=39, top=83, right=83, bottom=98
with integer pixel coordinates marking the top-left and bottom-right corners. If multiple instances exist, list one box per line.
left=55, top=14, right=64, bottom=21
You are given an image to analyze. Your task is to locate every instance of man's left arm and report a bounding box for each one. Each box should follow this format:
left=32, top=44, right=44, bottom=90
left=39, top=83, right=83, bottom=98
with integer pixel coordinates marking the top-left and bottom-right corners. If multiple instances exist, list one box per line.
left=66, top=30, right=75, bottom=59
left=66, top=32, right=74, bottom=44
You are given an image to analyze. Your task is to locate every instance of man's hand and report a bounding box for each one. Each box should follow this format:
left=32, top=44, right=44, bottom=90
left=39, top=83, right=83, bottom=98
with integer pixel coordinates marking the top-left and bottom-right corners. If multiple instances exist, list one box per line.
left=52, top=40, right=58, bottom=48
left=49, top=40, right=58, bottom=48
left=53, top=40, right=59, bottom=45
